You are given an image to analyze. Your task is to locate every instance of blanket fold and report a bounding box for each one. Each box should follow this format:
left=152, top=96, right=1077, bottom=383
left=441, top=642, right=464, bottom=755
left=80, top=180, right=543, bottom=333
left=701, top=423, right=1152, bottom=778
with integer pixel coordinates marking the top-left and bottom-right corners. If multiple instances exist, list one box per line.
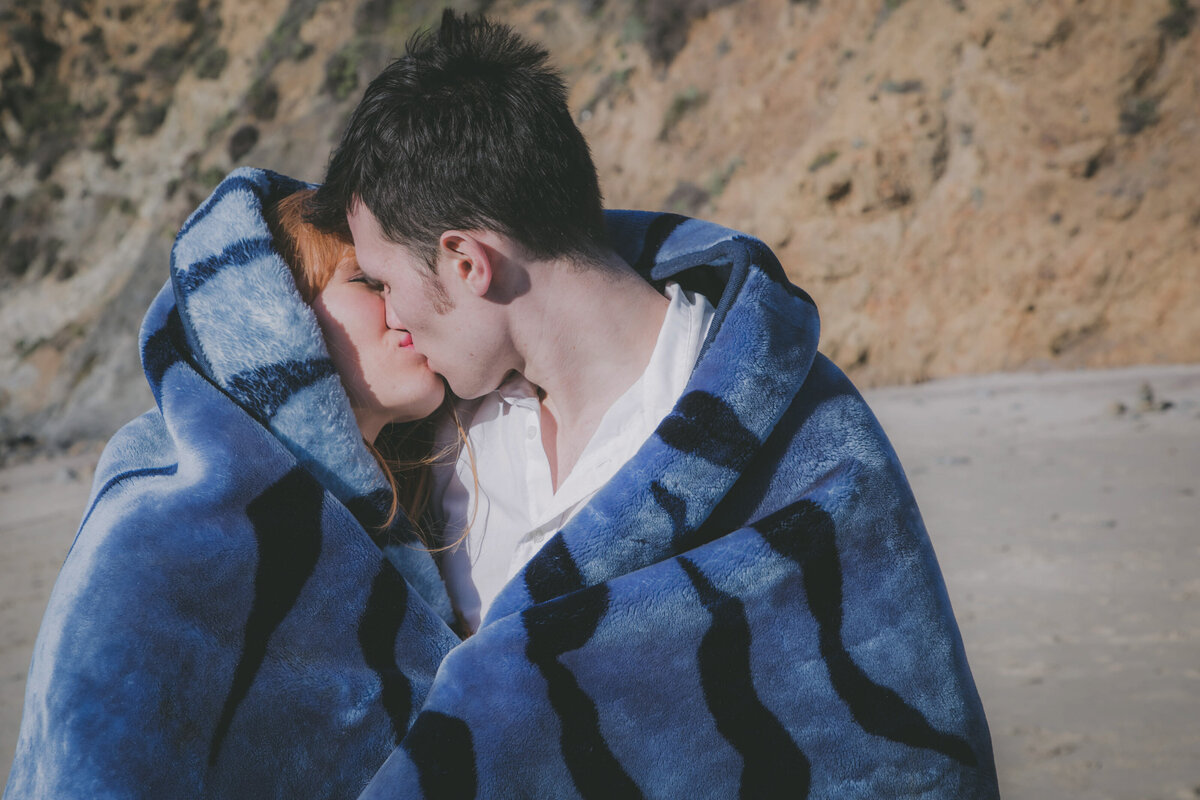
left=5, top=171, right=998, bottom=800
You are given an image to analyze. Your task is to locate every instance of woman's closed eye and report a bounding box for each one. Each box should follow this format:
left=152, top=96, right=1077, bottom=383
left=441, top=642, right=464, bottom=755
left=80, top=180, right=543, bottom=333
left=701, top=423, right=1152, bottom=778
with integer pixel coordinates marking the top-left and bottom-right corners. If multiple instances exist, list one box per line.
left=350, top=274, right=386, bottom=293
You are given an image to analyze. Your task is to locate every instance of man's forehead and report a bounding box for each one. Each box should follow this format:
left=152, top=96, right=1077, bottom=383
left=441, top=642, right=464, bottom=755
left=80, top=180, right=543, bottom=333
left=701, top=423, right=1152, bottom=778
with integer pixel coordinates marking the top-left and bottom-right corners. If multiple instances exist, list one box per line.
left=347, top=204, right=416, bottom=259
left=347, top=206, right=401, bottom=268
left=346, top=200, right=383, bottom=238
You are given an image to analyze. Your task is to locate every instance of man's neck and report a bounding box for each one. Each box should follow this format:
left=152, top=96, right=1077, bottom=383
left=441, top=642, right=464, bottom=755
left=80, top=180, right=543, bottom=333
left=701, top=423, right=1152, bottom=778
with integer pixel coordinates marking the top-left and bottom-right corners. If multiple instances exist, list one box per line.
left=512, top=251, right=669, bottom=490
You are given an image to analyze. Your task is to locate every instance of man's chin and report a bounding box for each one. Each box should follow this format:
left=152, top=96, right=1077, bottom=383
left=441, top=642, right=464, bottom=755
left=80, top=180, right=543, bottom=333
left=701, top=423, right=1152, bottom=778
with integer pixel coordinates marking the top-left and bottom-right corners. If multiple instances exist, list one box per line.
left=447, top=383, right=489, bottom=401
left=442, top=367, right=514, bottom=401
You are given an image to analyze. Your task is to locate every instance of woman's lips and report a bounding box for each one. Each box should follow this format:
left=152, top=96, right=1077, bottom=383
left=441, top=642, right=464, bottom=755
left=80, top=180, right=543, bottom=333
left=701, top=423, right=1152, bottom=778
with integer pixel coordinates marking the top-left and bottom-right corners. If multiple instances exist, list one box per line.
left=396, top=330, right=414, bottom=348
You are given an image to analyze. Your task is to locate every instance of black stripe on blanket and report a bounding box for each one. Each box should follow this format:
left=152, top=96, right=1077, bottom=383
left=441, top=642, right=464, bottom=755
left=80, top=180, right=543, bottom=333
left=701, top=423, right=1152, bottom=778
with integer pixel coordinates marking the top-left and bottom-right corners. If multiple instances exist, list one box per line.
left=402, top=711, right=476, bottom=800
left=174, top=236, right=276, bottom=295
left=225, top=358, right=336, bottom=422
left=656, top=391, right=760, bottom=472
left=344, top=490, right=391, bottom=532
left=653, top=480, right=738, bottom=556
left=650, top=481, right=688, bottom=546
left=209, top=468, right=324, bottom=765
left=755, top=499, right=980, bottom=768
left=142, top=307, right=187, bottom=393
left=632, top=213, right=687, bottom=276
left=523, top=584, right=643, bottom=800
left=679, top=557, right=812, bottom=799
left=524, top=534, right=585, bottom=604
left=358, top=561, right=414, bottom=744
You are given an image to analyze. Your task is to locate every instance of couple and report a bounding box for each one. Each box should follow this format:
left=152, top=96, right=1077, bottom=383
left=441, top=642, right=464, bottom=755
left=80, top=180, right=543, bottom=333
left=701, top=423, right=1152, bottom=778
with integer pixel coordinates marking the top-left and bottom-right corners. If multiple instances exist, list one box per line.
left=5, top=12, right=999, bottom=800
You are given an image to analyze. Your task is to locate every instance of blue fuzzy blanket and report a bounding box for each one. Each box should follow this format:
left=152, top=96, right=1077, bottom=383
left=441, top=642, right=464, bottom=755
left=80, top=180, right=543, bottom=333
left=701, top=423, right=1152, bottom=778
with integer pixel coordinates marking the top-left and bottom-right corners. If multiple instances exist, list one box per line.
left=6, top=168, right=998, bottom=798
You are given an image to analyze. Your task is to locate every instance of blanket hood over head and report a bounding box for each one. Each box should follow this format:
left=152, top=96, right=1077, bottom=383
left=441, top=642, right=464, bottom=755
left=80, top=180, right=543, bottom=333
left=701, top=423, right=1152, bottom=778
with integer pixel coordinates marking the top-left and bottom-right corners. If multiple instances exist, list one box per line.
left=7, top=185, right=998, bottom=799
left=5, top=168, right=458, bottom=799
left=163, top=167, right=443, bottom=574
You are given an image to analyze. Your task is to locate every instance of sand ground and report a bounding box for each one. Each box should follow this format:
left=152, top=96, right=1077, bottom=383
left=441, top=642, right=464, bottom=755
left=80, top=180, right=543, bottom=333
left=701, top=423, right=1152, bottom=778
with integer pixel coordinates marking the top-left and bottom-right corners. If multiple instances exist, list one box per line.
left=2, top=364, right=1198, bottom=797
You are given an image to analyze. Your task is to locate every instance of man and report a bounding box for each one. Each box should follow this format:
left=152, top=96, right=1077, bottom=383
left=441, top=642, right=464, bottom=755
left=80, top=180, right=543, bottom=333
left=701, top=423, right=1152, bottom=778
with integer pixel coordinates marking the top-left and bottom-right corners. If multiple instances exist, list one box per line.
left=312, top=11, right=999, bottom=799
left=316, top=15, right=711, bottom=634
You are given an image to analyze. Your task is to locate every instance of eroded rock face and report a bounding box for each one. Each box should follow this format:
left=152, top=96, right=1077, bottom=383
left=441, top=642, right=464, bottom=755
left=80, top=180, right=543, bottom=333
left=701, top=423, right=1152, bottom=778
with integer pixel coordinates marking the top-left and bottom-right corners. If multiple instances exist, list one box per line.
left=0, top=0, right=377, bottom=458
left=563, top=0, right=1200, bottom=386
left=2, top=0, right=1198, bottom=459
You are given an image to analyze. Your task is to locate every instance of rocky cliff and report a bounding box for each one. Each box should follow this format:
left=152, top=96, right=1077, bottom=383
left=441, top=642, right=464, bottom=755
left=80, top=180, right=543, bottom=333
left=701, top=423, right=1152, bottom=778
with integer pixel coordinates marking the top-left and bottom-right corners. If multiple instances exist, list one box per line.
left=2, top=0, right=1197, bottom=461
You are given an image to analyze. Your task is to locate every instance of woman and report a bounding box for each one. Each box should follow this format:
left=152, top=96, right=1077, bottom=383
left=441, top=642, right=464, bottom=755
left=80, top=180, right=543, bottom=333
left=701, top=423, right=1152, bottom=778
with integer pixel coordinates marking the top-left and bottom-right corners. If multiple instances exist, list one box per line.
left=4, top=168, right=460, bottom=799
left=265, top=187, right=446, bottom=543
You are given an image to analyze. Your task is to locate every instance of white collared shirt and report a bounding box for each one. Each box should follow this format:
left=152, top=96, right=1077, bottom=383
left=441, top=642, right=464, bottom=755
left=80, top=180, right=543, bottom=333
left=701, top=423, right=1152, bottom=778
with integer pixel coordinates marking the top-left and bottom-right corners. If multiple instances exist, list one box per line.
left=433, top=282, right=715, bottom=632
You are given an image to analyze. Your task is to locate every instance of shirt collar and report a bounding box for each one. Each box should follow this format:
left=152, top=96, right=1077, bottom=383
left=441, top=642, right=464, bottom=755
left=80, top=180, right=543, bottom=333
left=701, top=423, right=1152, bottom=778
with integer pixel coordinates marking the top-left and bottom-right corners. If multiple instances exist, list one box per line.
left=493, top=370, right=540, bottom=407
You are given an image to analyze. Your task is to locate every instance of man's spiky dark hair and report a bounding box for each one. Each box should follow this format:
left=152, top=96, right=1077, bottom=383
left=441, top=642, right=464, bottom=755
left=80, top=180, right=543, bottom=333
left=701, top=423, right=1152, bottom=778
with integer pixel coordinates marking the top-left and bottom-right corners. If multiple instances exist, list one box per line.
left=310, top=10, right=608, bottom=266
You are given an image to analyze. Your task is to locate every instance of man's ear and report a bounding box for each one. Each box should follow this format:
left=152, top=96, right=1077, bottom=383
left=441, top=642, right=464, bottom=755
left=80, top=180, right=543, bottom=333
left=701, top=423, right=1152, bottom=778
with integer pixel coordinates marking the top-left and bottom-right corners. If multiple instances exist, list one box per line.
left=438, top=231, right=492, bottom=298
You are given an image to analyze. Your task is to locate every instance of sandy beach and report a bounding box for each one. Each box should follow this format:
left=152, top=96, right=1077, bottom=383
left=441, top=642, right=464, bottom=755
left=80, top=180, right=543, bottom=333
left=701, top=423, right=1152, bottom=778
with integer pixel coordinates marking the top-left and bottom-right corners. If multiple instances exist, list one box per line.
left=868, top=364, right=1200, bottom=799
left=2, top=364, right=1198, bottom=797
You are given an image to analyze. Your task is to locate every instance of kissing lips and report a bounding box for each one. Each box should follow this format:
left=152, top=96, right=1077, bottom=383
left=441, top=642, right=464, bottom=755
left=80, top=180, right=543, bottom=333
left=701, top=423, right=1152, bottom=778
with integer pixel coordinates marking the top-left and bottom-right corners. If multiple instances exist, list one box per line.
left=396, top=329, right=414, bottom=348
